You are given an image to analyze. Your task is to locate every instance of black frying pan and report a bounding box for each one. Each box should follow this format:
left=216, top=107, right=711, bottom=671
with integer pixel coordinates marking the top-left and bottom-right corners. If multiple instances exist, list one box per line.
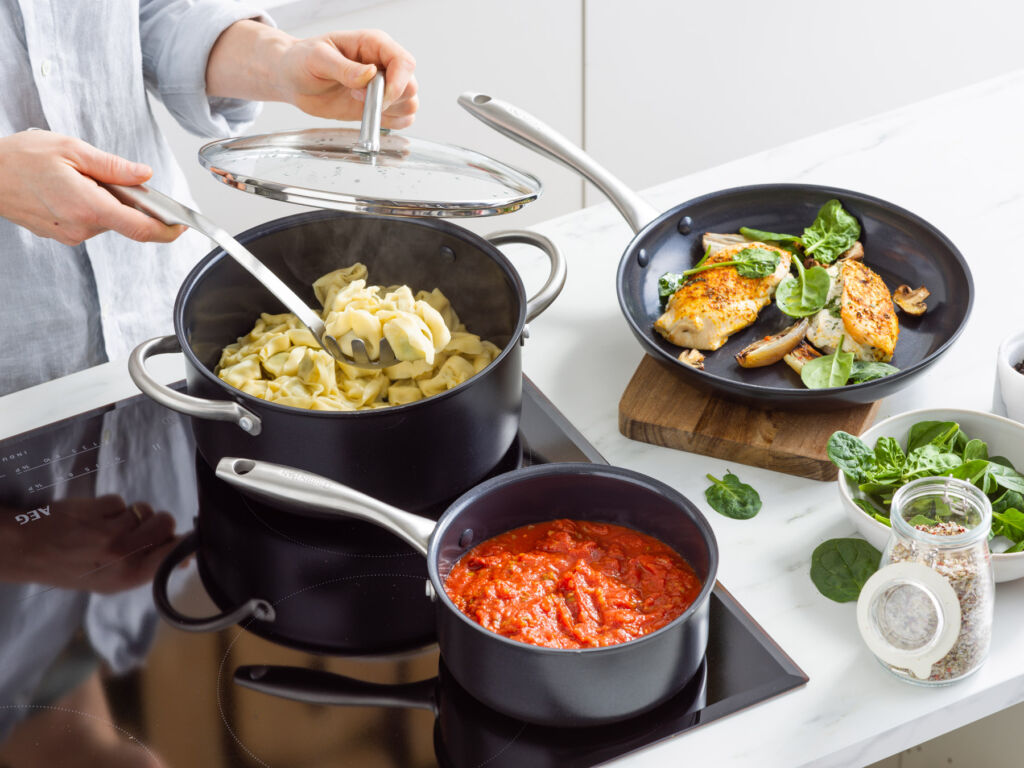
left=459, top=95, right=973, bottom=410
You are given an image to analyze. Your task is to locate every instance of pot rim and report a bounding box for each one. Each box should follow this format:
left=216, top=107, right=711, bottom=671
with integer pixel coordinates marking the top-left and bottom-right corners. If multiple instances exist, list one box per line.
left=173, top=208, right=528, bottom=418
left=426, top=462, right=720, bottom=655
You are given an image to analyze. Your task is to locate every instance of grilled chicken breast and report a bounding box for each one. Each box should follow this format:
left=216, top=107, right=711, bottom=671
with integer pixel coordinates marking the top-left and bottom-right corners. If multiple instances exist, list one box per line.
left=806, top=259, right=899, bottom=362
left=655, top=243, right=792, bottom=351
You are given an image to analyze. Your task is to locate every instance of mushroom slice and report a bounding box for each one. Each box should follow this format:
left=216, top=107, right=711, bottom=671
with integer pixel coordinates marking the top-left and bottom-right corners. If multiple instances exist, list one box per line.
left=893, top=284, right=929, bottom=315
left=678, top=349, right=705, bottom=370
left=839, top=241, right=864, bottom=261
left=783, top=340, right=823, bottom=375
left=735, top=319, right=809, bottom=368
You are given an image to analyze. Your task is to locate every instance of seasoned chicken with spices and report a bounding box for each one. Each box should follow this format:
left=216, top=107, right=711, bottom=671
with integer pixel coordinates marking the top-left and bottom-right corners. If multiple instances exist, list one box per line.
left=655, top=243, right=791, bottom=351
left=806, top=259, right=899, bottom=362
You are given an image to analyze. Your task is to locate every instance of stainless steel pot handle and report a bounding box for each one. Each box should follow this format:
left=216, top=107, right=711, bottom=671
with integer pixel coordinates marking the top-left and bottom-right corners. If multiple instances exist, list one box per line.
left=128, top=335, right=262, bottom=436
left=235, top=665, right=436, bottom=711
left=215, top=458, right=436, bottom=556
left=458, top=93, right=660, bottom=234
left=152, top=531, right=276, bottom=632
left=485, top=230, right=565, bottom=323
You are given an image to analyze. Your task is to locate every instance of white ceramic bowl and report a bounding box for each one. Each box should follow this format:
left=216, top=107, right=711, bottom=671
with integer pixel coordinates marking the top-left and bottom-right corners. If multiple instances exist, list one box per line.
left=837, top=407, right=1024, bottom=582
left=995, top=330, right=1024, bottom=423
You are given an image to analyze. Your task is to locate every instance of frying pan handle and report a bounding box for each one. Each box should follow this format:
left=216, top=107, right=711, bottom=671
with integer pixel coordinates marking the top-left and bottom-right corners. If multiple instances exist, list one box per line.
left=128, top=335, right=262, bottom=435
left=214, top=458, right=436, bottom=556
left=458, top=92, right=660, bottom=233
left=485, top=230, right=565, bottom=323
left=234, top=665, right=437, bottom=712
left=152, top=531, right=276, bottom=632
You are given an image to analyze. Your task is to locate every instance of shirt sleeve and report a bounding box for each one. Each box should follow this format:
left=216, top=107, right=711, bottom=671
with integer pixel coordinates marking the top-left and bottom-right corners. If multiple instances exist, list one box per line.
left=139, top=0, right=275, bottom=138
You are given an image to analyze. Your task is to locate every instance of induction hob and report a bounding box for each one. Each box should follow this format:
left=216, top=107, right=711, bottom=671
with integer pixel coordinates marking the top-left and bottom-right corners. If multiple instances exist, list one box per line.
left=0, top=379, right=806, bottom=767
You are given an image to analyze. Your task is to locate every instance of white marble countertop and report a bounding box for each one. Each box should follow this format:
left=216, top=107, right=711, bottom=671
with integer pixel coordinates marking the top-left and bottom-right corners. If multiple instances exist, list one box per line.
left=4, top=71, right=1024, bottom=767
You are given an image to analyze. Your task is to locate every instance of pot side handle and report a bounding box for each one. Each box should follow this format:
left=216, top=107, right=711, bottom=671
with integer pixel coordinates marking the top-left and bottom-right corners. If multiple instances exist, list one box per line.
left=458, top=92, right=660, bottom=234
left=128, top=335, right=262, bottom=435
left=234, top=664, right=437, bottom=712
left=152, top=530, right=276, bottom=632
left=485, top=230, right=565, bottom=323
left=215, top=458, right=436, bottom=557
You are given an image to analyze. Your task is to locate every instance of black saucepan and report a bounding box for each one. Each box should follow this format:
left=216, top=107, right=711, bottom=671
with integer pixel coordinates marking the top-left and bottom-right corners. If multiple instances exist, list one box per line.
left=128, top=210, right=564, bottom=512
left=214, top=459, right=718, bottom=727
left=458, top=95, right=973, bottom=410
left=231, top=659, right=707, bottom=767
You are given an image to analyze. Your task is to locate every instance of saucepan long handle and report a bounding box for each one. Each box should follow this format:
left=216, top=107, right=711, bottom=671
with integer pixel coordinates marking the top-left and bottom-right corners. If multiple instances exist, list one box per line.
left=235, top=665, right=437, bottom=712
left=215, top=458, right=436, bottom=556
left=458, top=93, right=660, bottom=233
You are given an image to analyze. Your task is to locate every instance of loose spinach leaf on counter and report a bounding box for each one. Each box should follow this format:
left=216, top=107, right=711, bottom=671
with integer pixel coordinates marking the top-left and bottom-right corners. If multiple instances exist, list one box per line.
left=801, top=199, right=861, bottom=263
left=848, top=361, right=900, bottom=384
left=682, top=247, right=781, bottom=280
left=775, top=257, right=831, bottom=318
left=810, top=538, right=881, bottom=603
left=704, top=471, right=762, bottom=519
left=801, top=336, right=854, bottom=389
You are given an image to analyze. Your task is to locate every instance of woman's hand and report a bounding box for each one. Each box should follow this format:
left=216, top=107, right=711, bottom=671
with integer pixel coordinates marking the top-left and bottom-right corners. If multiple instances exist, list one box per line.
left=207, top=22, right=419, bottom=129
left=0, top=130, right=185, bottom=246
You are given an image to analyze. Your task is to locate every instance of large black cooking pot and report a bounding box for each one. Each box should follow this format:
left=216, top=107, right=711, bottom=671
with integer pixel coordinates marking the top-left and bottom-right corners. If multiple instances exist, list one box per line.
left=459, top=94, right=974, bottom=410
left=215, top=459, right=718, bottom=727
left=129, top=210, right=564, bottom=513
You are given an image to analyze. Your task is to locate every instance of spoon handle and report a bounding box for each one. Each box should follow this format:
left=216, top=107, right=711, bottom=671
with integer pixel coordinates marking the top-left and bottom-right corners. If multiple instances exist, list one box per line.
left=101, top=183, right=328, bottom=343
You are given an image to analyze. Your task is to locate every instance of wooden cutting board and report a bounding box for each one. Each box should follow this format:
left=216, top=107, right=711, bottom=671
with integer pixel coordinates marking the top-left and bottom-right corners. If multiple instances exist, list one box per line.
left=618, top=356, right=880, bottom=481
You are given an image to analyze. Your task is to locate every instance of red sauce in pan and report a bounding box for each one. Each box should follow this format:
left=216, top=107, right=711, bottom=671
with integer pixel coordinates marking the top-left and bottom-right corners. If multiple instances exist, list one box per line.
left=443, top=519, right=703, bottom=649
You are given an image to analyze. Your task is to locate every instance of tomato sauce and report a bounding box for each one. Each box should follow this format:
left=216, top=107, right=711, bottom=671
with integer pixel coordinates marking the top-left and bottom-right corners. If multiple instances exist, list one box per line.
left=443, top=519, right=703, bottom=649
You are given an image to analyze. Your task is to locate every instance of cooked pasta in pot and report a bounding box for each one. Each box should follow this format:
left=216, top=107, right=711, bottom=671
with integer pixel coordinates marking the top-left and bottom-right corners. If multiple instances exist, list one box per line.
left=216, top=263, right=501, bottom=411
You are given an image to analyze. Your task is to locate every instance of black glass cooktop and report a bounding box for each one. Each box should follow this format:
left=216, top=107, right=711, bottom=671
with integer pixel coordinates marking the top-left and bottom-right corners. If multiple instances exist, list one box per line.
left=0, top=379, right=806, bottom=768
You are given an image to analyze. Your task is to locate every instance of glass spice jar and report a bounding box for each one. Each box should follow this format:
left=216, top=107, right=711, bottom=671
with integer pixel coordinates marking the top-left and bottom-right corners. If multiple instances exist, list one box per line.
left=856, top=477, right=995, bottom=685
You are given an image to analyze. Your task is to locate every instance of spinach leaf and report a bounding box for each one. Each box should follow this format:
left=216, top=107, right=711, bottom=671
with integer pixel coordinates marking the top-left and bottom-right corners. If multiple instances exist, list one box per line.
left=1007, top=540, right=1024, bottom=554
left=827, top=431, right=876, bottom=483
left=990, top=456, right=1017, bottom=471
left=801, top=199, right=861, bottom=264
left=775, top=257, right=831, bottom=318
left=704, top=471, right=762, bottom=519
left=963, top=439, right=988, bottom=462
left=801, top=337, right=854, bottom=389
left=906, top=421, right=960, bottom=453
left=682, top=247, right=781, bottom=280
left=848, top=361, right=900, bottom=384
left=873, top=512, right=893, bottom=527
left=908, top=514, right=939, bottom=527
left=947, top=459, right=991, bottom=485
left=992, top=509, right=1024, bottom=543
left=739, top=226, right=803, bottom=246
left=873, top=436, right=906, bottom=472
left=810, top=538, right=882, bottom=603
left=904, top=444, right=963, bottom=478
left=658, top=272, right=685, bottom=307
left=992, top=489, right=1024, bottom=515
left=985, top=462, right=1024, bottom=494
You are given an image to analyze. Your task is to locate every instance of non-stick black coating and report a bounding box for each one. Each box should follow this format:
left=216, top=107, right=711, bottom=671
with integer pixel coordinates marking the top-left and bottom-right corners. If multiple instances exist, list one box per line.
left=175, top=210, right=525, bottom=512
left=617, top=184, right=973, bottom=409
left=427, top=463, right=718, bottom=726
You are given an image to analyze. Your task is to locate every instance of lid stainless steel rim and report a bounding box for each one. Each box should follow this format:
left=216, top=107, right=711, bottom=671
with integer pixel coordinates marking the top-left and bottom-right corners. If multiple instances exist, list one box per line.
left=198, top=73, right=541, bottom=218
left=856, top=561, right=962, bottom=681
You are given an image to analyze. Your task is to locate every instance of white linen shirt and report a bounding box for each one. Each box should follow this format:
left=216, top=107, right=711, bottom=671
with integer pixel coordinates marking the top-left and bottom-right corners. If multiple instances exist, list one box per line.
left=0, top=0, right=269, bottom=396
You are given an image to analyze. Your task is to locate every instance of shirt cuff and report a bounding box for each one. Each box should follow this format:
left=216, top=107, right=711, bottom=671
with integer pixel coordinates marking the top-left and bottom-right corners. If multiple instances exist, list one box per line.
left=145, top=1, right=275, bottom=138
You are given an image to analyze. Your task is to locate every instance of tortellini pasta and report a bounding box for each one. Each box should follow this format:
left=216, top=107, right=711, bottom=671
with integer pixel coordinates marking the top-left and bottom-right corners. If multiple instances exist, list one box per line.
left=217, top=264, right=501, bottom=411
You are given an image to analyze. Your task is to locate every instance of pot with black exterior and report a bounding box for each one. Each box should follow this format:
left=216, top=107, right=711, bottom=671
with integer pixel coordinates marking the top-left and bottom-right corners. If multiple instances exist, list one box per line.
left=129, top=209, right=564, bottom=515
left=215, top=458, right=719, bottom=727
left=230, top=658, right=707, bottom=767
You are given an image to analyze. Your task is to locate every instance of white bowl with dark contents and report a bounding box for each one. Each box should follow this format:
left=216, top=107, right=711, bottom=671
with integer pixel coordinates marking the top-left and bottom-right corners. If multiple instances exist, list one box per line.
left=995, top=330, right=1024, bottom=423
left=836, top=407, right=1024, bottom=582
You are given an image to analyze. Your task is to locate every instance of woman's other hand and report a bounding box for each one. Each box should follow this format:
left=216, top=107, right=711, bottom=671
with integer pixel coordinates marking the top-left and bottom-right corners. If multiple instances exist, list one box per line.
left=207, top=22, right=418, bottom=129
left=0, top=130, right=185, bottom=246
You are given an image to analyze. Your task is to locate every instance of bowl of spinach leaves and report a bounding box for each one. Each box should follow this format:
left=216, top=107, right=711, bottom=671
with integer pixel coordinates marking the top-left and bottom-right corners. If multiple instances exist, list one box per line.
left=832, top=408, right=1024, bottom=582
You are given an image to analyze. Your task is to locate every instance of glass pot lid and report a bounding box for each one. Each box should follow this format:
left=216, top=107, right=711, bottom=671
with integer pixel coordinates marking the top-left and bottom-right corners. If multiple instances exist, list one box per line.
left=198, top=74, right=540, bottom=218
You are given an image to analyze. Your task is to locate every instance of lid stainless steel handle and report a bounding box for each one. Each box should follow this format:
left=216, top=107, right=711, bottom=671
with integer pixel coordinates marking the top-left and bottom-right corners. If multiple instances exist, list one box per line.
left=355, top=71, right=386, bottom=154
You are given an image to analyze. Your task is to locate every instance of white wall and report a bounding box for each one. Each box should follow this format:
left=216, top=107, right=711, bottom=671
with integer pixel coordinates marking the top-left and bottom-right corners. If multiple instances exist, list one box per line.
left=155, top=0, right=1024, bottom=234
